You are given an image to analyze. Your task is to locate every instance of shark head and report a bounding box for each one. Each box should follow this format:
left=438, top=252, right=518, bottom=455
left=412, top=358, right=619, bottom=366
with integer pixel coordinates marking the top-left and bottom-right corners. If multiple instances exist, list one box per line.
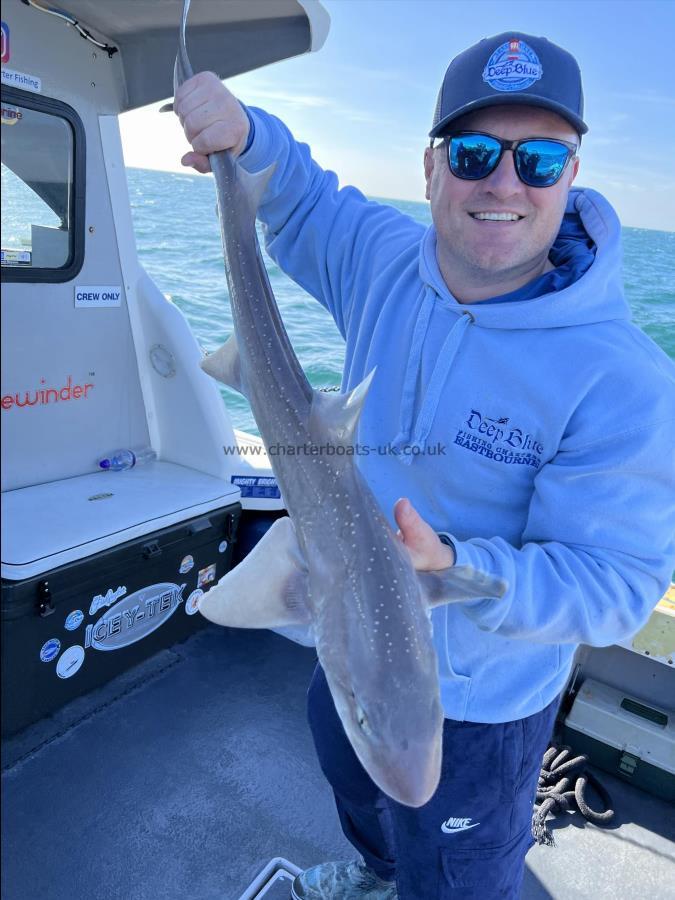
left=326, top=659, right=444, bottom=808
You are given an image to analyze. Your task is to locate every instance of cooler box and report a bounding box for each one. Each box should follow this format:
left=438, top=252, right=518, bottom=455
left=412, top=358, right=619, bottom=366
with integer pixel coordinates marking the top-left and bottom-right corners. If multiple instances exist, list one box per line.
left=563, top=678, right=675, bottom=802
left=1, top=462, right=241, bottom=736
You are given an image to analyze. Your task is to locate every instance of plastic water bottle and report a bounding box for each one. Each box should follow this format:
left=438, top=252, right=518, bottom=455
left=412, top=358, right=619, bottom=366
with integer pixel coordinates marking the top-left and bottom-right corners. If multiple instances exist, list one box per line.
left=98, top=447, right=157, bottom=471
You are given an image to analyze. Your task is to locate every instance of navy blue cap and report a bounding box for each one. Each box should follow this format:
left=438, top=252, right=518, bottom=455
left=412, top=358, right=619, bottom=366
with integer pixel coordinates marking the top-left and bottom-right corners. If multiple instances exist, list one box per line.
left=430, top=32, right=588, bottom=139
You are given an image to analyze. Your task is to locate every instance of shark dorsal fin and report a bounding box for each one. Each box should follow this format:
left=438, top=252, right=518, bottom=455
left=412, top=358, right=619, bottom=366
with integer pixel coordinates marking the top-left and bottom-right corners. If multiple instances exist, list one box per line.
left=235, top=161, right=277, bottom=222
left=200, top=333, right=246, bottom=397
left=309, top=368, right=377, bottom=448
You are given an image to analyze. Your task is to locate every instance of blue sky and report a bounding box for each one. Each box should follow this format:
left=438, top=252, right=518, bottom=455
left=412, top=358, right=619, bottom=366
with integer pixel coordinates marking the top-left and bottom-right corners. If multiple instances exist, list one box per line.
left=119, top=0, right=675, bottom=231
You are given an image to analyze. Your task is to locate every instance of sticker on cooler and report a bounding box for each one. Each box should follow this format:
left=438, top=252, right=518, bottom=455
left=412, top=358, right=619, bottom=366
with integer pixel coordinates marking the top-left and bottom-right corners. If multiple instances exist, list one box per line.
left=218, top=541, right=228, bottom=554
left=198, top=564, right=216, bottom=588
left=65, top=610, right=84, bottom=631
left=90, top=586, right=127, bottom=616
left=185, top=589, right=204, bottom=616
left=40, top=638, right=61, bottom=663
left=56, top=646, right=85, bottom=679
left=179, top=555, right=194, bottom=574
left=231, top=474, right=280, bottom=499
left=84, top=582, right=187, bottom=651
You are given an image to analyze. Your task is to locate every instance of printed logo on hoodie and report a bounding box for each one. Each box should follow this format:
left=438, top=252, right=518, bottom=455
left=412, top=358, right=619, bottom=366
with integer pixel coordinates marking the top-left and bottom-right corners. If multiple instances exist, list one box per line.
left=454, top=408, right=544, bottom=469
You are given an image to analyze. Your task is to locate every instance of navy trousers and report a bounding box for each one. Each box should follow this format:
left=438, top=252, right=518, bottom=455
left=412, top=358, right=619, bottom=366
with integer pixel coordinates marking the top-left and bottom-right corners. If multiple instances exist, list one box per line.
left=307, top=664, right=559, bottom=899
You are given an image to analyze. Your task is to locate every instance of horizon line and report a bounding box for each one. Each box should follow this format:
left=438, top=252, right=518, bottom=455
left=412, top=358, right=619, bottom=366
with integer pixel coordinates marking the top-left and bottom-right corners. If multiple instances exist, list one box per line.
left=123, top=165, right=674, bottom=235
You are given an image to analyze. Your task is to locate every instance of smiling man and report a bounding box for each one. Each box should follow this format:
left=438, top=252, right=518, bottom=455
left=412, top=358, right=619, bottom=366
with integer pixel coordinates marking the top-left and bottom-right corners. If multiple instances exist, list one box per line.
left=175, top=30, right=675, bottom=900
left=424, top=105, right=580, bottom=301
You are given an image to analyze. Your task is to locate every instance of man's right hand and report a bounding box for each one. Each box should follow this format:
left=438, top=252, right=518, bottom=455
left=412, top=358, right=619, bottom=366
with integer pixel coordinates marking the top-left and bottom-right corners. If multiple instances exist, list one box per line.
left=173, top=71, right=250, bottom=174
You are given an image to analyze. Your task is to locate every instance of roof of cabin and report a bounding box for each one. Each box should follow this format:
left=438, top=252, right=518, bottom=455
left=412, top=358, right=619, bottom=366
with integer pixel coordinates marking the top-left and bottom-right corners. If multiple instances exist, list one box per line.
left=54, top=0, right=330, bottom=111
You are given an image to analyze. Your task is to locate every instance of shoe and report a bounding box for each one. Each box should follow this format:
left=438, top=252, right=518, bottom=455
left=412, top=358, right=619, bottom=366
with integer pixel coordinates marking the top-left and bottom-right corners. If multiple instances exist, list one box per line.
left=291, top=858, right=397, bottom=899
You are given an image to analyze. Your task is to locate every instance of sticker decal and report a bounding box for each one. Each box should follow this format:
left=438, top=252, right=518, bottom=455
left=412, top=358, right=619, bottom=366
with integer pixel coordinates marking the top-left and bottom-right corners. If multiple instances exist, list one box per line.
left=179, top=555, right=194, bottom=575
left=1, top=104, right=22, bottom=126
left=84, top=582, right=186, bottom=652
left=1, top=249, right=31, bottom=266
left=90, top=586, right=127, bottom=616
left=65, top=610, right=84, bottom=631
left=231, top=474, right=280, bottom=499
left=218, top=541, right=228, bottom=554
left=74, top=286, right=122, bottom=309
left=1, top=21, right=9, bottom=64
left=482, top=39, right=543, bottom=93
left=56, top=646, right=85, bottom=679
left=1, top=68, right=42, bottom=93
left=40, top=638, right=61, bottom=663
left=185, top=589, right=203, bottom=616
left=1, top=375, right=95, bottom=412
left=198, top=564, right=216, bottom=588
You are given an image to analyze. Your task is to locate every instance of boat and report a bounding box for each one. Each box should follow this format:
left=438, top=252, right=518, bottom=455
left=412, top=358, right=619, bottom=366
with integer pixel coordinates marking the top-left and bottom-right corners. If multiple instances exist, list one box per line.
left=1, top=2, right=673, bottom=897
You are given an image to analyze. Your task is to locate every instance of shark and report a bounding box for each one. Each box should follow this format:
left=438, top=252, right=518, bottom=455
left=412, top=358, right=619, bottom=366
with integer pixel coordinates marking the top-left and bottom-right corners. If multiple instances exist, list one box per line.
left=172, top=0, right=507, bottom=808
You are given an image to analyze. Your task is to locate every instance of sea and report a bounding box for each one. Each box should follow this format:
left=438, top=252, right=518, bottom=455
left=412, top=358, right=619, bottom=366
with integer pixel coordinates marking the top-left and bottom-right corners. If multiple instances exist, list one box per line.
left=3, top=164, right=672, bottom=434
left=126, top=167, right=674, bottom=434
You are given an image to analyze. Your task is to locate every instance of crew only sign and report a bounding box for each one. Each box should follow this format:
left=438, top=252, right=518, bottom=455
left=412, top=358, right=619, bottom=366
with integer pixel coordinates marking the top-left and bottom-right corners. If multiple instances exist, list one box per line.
left=75, top=285, right=122, bottom=308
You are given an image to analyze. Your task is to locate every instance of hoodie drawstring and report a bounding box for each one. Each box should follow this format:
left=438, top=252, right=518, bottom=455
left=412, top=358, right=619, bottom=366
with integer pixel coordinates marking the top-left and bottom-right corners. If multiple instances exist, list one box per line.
left=391, top=286, right=436, bottom=450
left=393, top=305, right=474, bottom=465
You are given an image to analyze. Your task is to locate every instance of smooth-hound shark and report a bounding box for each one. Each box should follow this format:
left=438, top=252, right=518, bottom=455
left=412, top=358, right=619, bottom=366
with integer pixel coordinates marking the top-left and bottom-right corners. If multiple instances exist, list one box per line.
left=172, top=0, right=506, bottom=807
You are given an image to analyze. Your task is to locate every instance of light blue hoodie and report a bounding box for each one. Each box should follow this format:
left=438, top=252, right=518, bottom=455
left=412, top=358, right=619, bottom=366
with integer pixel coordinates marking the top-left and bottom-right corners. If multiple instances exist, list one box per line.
left=239, top=107, right=675, bottom=723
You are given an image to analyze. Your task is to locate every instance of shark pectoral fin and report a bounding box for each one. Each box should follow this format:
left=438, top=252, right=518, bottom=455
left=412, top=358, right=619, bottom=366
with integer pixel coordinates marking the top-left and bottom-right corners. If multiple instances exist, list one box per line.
left=198, top=517, right=311, bottom=629
left=200, top=334, right=247, bottom=396
left=418, top=566, right=508, bottom=609
left=309, top=368, right=377, bottom=447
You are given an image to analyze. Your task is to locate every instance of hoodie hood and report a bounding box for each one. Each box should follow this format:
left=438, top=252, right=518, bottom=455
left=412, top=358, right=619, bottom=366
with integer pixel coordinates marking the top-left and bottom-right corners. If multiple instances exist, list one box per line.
left=419, top=186, right=631, bottom=329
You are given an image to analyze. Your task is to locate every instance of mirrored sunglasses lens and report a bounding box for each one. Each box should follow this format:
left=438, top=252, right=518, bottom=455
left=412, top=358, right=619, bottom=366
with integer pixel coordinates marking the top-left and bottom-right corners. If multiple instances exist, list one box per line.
left=450, top=134, right=501, bottom=179
left=516, top=140, right=570, bottom=186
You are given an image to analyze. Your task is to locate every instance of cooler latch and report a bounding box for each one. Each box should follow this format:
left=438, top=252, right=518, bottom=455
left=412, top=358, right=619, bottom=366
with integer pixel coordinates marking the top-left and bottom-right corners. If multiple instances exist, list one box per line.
left=142, top=540, right=162, bottom=559
left=618, top=751, right=639, bottom=778
left=36, top=580, right=55, bottom=618
left=225, top=512, right=238, bottom=542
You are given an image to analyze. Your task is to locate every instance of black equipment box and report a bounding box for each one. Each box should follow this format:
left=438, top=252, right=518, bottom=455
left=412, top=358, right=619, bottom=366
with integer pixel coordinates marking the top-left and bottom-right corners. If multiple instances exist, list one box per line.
left=1, top=503, right=240, bottom=736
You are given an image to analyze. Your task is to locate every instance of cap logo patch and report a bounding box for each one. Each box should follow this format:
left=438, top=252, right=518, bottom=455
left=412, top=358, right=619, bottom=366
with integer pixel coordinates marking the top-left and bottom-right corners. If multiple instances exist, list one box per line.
left=482, top=39, right=543, bottom=92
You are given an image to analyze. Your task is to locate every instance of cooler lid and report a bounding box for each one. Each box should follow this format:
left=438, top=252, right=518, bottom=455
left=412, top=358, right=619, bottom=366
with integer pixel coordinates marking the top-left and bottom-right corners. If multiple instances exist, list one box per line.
left=1, top=462, right=240, bottom=580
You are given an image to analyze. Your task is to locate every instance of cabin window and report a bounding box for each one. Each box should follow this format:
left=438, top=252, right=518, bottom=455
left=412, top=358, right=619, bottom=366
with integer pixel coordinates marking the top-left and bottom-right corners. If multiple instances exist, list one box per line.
left=1, top=88, right=84, bottom=282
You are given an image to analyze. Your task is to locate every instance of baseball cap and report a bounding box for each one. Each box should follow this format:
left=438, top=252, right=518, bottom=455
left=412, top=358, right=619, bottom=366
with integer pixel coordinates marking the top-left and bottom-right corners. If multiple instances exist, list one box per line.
left=430, top=32, right=588, bottom=139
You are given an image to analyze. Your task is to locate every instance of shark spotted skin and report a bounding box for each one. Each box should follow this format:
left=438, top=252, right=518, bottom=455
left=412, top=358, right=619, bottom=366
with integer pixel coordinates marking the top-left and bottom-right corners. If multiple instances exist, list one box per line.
left=173, top=0, right=506, bottom=807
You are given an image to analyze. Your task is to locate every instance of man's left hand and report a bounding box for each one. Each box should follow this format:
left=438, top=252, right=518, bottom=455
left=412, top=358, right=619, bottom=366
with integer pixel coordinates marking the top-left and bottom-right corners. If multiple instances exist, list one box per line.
left=394, top=497, right=456, bottom=571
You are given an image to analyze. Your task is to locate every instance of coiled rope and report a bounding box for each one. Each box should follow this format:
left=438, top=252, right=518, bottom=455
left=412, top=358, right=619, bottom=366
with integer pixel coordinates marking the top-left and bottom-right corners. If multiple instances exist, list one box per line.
left=532, top=744, right=614, bottom=846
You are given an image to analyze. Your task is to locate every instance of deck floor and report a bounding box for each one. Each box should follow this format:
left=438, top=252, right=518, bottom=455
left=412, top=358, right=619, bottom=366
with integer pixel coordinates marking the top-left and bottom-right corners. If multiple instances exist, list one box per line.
left=2, top=627, right=674, bottom=899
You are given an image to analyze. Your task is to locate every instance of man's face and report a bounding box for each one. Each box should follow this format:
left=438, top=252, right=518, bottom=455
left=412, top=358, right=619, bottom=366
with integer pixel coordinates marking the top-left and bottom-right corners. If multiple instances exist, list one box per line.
left=424, top=105, right=580, bottom=283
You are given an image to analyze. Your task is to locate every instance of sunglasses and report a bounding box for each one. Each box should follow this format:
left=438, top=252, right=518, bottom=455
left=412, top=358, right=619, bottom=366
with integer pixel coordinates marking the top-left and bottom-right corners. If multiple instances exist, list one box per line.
left=434, top=131, right=577, bottom=188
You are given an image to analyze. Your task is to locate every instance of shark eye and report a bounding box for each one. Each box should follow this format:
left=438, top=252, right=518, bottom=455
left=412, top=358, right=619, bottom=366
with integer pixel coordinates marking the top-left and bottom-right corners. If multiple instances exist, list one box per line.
left=355, top=703, right=371, bottom=734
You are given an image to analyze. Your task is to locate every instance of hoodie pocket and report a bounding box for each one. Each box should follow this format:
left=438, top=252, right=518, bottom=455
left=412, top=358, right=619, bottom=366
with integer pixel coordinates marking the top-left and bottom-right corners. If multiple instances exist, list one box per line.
left=434, top=607, right=472, bottom=720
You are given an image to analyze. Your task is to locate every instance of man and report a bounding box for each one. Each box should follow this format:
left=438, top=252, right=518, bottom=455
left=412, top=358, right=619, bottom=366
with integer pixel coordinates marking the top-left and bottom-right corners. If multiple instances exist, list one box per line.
left=175, top=32, right=675, bottom=900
